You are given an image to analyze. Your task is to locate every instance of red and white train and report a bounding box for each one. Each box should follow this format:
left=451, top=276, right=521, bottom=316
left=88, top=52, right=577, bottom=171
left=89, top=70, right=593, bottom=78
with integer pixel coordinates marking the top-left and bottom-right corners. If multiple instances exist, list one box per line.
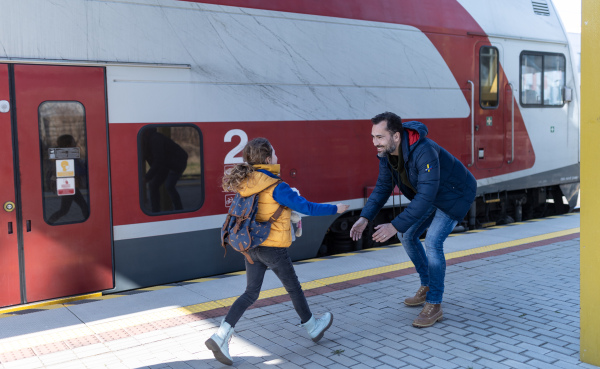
left=0, top=0, right=579, bottom=308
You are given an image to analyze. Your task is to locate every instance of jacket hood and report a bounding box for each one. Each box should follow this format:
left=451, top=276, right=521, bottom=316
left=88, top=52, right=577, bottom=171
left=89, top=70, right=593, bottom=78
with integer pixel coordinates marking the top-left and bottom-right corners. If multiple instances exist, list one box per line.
left=402, top=121, right=428, bottom=139
left=400, top=120, right=428, bottom=162
left=254, top=164, right=280, bottom=175
left=238, top=164, right=280, bottom=197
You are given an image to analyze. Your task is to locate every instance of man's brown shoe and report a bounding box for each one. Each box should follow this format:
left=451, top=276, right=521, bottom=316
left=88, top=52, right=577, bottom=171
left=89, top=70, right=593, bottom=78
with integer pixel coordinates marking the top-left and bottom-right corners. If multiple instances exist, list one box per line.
left=412, top=303, right=443, bottom=328
left=404, top=286, right=429, bottom=306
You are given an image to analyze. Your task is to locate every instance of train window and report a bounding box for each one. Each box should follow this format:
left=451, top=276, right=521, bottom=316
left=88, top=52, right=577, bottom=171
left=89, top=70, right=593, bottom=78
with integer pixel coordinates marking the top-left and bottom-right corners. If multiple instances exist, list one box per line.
left=520, top=51, right=566, bottom=107
left=39, top=101, right=90, bottom=225
left=480, top=46, right=499, bottom=108
left=543, top=55, right=566, bottom=106
left=138, top=125, right=204, bottom=215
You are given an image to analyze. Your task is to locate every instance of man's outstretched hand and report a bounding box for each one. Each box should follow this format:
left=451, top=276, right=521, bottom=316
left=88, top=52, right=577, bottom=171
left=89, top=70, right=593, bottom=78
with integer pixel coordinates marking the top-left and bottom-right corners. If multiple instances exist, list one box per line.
left=350, top=217, right=368, bottom=241
left=372, top=223, right=398, bottom=243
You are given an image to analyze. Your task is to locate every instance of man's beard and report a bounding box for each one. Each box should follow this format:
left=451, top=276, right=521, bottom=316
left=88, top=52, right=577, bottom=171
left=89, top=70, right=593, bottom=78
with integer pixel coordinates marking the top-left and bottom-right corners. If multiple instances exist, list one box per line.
left=377, top=141, right=398, bottom=158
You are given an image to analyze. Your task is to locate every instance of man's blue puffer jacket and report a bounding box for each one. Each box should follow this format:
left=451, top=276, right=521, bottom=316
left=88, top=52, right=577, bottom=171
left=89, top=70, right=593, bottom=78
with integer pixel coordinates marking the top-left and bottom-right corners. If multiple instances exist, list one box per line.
left=360, top=121, right=477, bottom=233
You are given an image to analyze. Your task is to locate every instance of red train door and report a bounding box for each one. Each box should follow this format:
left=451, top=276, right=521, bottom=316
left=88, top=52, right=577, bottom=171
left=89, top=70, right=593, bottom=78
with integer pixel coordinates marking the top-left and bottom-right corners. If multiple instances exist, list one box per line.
left=12, top=64, right=113, bottom=303
left=0, top=65, right=21, bottom=307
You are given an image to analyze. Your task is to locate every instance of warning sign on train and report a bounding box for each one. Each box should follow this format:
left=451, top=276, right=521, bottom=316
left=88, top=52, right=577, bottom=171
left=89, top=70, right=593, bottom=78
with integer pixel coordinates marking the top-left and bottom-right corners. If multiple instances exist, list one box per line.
left=57, top=178, right=75, bottom=196
left=49, top=147, right=80, bottom=159
left=56, top=160, right=75, bottom=177
left=225, top=194, right=235, bottom=208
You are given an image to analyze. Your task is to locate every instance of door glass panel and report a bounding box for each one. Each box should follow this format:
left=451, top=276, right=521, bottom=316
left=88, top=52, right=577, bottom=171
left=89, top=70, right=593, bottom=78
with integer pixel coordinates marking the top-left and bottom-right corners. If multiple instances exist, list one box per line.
left=543, top=54, right=565, bottom=106
left=138, top=125, right=203, bottom=215
left=480, top=46, right=499, bottom=108
left=39, top=101, right=90, bottom=225
left=521, top=54, right=543, bottom=105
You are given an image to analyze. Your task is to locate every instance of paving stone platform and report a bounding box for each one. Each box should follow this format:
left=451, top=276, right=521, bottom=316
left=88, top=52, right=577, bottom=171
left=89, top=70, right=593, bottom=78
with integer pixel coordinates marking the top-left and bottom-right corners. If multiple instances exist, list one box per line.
left=0, top=213, right=594, bottom=369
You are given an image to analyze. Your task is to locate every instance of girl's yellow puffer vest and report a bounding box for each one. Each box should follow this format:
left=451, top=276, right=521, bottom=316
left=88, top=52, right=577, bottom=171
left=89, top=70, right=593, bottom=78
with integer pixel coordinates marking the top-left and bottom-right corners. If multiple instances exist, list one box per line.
left=238, top=164, right=292, bottom=247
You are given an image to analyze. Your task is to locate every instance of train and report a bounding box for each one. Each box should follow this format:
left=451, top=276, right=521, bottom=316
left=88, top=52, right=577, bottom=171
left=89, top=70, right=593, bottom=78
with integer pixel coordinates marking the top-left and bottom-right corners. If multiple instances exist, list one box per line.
left=0, top=0, right=580, bottom=308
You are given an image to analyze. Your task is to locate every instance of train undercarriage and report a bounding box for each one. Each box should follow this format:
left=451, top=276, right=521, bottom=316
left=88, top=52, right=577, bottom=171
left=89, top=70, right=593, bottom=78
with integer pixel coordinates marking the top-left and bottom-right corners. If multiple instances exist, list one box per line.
left=321, top=184, right=578, bottom=256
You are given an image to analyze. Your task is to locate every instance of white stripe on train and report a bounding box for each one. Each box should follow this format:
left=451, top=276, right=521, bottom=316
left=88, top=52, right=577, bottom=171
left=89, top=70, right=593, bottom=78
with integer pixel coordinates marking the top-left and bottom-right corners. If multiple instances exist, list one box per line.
left=113, top=195, right=410, bottom=240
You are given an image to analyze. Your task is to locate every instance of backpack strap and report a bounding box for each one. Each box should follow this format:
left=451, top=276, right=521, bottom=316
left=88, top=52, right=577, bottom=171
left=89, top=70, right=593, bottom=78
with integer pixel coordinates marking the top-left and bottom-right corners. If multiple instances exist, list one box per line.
left=240, top=250, right=254, bottom=264
left=220, top=214, right=232, bottom=255
left=263, top=180, right=286, bottom=224
left=268, top=205, right=286, bottom=224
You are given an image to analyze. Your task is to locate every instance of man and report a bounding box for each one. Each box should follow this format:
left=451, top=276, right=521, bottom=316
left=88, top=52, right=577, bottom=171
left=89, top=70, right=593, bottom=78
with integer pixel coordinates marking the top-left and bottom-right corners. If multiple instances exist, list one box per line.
left=142, top=127, right=188, bottom=212
left=350, top=112, right=476, bottom=328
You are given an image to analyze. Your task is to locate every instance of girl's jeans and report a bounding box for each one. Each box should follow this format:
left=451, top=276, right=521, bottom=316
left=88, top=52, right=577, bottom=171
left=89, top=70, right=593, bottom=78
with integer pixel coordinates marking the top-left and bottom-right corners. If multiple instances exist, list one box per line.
left=224, top=246, right=312, bottom=327
left=397, top=206, right=458, bottom=304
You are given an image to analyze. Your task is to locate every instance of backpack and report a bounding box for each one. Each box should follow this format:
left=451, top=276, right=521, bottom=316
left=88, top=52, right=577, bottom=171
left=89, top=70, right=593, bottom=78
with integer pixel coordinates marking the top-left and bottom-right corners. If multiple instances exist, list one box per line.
left=221, top=181, right=285, bottom=264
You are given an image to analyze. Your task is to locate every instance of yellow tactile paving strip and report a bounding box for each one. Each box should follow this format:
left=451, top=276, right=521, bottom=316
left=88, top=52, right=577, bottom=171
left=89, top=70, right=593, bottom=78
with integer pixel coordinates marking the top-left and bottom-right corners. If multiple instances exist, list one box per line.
left=0, top=225, right=580, bottom=354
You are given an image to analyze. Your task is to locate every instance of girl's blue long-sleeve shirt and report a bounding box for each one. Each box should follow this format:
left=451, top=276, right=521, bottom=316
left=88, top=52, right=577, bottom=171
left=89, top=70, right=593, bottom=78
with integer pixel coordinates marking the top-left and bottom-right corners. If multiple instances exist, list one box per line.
left=257, top=169, right=337, bottom=216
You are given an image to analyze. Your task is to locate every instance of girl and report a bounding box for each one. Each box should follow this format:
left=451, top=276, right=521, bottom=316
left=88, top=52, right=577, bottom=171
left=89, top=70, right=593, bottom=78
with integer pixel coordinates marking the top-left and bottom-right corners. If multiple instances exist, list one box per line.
left=205, top=137, right=349, bottom=366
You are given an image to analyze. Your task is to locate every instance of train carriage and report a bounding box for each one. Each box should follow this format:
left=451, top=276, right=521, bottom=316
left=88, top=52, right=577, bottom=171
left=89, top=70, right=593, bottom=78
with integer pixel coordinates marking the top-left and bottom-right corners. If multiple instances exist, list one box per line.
left=0, top=0, right=579, bottom=308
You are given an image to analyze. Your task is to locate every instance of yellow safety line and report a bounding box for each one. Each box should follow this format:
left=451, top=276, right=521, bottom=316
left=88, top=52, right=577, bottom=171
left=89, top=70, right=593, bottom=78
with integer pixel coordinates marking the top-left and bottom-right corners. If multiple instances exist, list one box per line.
left=226, top=271, right=247, bottom=276
left=0, top=227, right=579, bottom=353
left=91, top=295, right=122, bottom=300
left=186, top=278, right=218, bottom=283
left=299, top=258, right=326, bottom=263
left=0, top=293, right=102, bottom=314
left=140, top=286, right=174, bottom=291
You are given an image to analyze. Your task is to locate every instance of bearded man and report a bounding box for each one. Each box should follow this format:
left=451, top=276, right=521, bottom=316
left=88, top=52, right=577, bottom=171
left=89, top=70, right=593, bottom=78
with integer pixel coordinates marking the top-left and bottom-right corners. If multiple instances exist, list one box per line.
left=350, top=111, right=476, bottom=328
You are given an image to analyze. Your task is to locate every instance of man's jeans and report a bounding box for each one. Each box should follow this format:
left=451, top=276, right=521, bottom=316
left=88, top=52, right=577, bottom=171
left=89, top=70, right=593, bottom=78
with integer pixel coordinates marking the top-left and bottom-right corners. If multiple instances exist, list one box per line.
left=225, top=247, right=312, bottom=327
left=397, top=206, right=458, bottom=304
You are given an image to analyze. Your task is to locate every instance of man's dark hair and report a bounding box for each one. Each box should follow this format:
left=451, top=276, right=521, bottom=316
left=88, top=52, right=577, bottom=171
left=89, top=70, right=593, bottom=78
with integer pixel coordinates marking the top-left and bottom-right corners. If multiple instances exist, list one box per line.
left=371, top=112, right=402, bottom=135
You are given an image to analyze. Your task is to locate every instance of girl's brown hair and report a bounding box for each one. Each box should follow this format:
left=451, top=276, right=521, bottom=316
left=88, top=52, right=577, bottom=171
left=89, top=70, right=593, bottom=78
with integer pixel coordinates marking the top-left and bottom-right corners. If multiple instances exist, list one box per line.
left=222, top=137, right=272, bottom=192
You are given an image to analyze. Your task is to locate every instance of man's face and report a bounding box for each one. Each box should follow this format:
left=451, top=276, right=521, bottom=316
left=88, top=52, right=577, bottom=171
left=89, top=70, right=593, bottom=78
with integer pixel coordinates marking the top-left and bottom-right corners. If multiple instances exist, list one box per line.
left=372, top=121, right=400, bottom=157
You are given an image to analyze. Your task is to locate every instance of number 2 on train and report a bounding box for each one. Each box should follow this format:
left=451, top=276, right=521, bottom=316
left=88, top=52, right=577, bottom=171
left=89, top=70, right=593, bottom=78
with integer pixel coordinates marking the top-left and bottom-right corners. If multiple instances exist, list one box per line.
left=224, top=129, right=248, bottom=164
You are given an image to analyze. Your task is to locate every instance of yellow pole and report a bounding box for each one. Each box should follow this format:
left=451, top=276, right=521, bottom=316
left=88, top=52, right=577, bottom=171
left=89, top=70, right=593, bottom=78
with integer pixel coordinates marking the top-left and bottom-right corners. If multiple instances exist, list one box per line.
left=581, top=0, right=600, bottom=365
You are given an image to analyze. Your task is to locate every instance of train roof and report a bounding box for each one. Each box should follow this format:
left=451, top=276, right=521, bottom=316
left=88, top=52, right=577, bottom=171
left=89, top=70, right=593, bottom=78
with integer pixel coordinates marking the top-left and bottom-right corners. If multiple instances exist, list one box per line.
left=0, top=0, right=568, bottom=66
left=173, top=0, right=568, bottom=43
left=458, top=0, right=568, bottom=44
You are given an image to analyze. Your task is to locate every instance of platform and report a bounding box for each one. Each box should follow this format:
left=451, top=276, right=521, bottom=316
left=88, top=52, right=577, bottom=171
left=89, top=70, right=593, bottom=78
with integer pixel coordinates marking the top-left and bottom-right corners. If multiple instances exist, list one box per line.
left=0, top=213, right=594, bottom=369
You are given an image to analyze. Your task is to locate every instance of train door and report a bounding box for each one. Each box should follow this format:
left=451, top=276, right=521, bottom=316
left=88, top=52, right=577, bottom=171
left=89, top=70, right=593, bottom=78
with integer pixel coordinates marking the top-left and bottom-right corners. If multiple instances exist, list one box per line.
left=1, top=64, right=113, bottom=306
left=0, top=65, right=21, bottom=307
left=475, top=43, right=505, bottom=169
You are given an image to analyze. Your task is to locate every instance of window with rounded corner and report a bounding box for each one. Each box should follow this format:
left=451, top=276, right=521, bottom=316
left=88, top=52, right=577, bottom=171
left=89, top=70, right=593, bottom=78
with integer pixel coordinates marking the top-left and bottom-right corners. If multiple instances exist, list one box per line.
left=543, top=54, right=566, bottom=106
left=520, top=51, right=566, bottom=107
left=39, top=101, right=90, bottom=225
left=138, top=125, right=204, bottom=215
left=480, top=46, right=499, bottom=109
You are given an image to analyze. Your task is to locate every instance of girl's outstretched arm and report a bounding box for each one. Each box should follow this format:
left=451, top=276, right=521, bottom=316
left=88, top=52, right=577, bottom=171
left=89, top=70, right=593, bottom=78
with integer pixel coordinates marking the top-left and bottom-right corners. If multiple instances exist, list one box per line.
left=273, top=182, right=340, bottom=216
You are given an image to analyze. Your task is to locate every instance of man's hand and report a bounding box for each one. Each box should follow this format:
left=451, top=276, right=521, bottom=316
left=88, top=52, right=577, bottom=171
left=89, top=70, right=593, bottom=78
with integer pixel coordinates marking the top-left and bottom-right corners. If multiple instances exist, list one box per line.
left=350, top=217, right=368, bottom=241
left=372, top=223, right=398, bottom=243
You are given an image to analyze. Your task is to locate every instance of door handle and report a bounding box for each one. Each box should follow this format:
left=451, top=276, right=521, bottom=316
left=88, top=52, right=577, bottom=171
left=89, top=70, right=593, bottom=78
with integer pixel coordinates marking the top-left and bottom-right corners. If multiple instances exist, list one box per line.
left=507, top=82, right=515, bottom=164
left=8, top=222, right=12, bottom=234
left=467, top=80, right=475, bottom=167
left=26, top=220, right=31, bottom=232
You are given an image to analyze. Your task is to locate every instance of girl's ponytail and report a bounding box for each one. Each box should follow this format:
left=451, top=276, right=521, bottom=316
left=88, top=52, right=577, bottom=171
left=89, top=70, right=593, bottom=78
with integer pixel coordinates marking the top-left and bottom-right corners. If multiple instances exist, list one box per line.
left=222, top=163, right=255, bottom=192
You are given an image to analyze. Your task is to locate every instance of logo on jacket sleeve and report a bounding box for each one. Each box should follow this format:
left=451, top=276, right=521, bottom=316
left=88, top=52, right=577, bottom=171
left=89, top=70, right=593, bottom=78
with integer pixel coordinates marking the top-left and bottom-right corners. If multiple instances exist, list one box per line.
left=425, top=164, right=431, bottom=173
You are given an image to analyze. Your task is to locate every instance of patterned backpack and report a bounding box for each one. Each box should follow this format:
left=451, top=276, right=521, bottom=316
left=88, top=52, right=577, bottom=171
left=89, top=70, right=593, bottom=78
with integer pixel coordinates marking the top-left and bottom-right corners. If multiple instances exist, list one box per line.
left=221, top=181, right=284, bottom=264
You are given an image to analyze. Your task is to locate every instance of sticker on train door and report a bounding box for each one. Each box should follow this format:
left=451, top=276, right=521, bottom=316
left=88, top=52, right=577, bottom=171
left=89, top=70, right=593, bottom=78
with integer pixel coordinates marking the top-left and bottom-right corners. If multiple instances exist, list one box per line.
left=225, top=194, right=235, bottom=208
left=56, top=159, right=75, bottom=177
left=56, top=178, right=75, bottom=196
